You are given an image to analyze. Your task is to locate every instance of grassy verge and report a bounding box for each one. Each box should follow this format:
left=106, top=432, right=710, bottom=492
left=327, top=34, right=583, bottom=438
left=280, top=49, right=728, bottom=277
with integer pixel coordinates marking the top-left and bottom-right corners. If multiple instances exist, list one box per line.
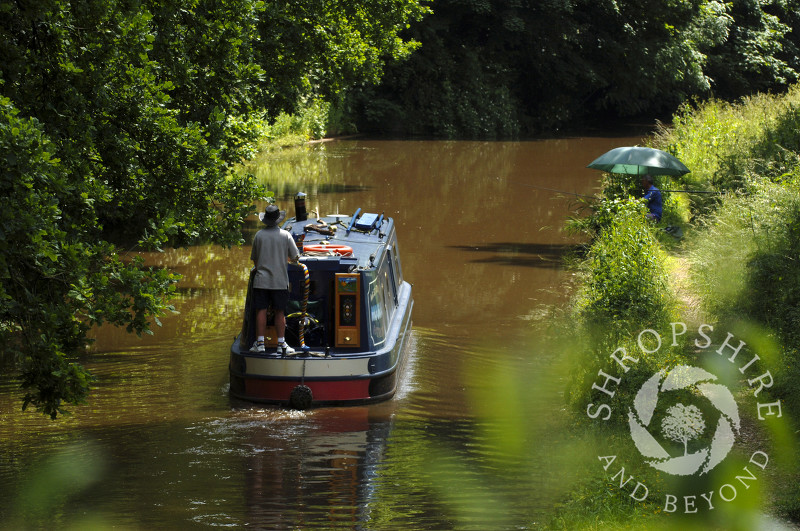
left=252, top=97, right=358, bottom=153
left=555, top=85, right=800, bottom=528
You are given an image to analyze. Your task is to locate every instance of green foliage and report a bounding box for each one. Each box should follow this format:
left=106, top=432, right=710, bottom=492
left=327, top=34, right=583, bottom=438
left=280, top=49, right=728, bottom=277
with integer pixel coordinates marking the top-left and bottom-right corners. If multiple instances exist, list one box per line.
left=0, top=97, right=180, bottom=418
left=568, top=169, right=687, bottom=252
left=570, top=197, right=676, bottom=366
left=686, top=177, right=800, bottom=413
left=0, top=0, right=427, bottom=416
left=655, top=85, right=800, bottom=216
left=561, top=74, right=800, bottom=527
left=744, top=180, right=800, bottom=346
left=349, top=0, right=800, bottom=138
left=661, top=86, right=800, bottom=441
left=684, top=191, right=759, bottom=319
left=255, top=0, right=429, bottom=112
left=574, top=199, right=675, bottom=336
left=351, top=34, right=523, bottom=138
left=254, top=98, right=335, bottom=151
left=704, top=0, right=799, bottom=98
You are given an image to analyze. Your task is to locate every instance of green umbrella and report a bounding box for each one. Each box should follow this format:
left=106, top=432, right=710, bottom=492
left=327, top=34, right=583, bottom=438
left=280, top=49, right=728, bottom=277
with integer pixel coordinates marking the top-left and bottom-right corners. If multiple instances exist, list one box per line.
left=587, top=146, right=690, bottom=176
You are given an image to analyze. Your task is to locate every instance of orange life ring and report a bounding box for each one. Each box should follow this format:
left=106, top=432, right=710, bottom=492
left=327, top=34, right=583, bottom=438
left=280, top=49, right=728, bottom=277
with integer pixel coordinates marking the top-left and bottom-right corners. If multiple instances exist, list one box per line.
left=303, top=244, right=353, bottom=257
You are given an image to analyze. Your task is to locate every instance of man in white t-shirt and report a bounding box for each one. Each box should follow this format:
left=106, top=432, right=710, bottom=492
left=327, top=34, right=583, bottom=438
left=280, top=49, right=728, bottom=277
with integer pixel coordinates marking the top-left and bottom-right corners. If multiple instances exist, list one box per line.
left=249, top=204, right=300, bottom=354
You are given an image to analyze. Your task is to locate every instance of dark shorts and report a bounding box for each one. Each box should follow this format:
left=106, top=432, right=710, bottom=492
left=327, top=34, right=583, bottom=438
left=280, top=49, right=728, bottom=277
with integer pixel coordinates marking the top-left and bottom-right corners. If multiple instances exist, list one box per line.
left=252, top=288, right=290, bottom=313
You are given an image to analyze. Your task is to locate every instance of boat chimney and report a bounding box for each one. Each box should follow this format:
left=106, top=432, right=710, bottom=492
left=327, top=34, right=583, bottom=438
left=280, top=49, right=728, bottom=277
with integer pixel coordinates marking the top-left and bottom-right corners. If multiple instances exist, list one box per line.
left=295, top=192, right=308, bottom=221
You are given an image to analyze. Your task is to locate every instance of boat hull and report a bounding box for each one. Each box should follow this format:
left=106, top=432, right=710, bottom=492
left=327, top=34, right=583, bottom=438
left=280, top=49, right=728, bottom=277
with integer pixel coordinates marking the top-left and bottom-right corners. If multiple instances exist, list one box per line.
left=229, top=282, right=413, bottom=407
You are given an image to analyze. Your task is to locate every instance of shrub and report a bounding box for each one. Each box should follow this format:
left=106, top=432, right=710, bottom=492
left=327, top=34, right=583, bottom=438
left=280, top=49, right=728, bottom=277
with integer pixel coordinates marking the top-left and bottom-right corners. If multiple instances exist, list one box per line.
left=574, top=198, right=675, bottom=339
left=255, top=98, right=334, bottom=150
left=686, top=177, right=798, bottom=322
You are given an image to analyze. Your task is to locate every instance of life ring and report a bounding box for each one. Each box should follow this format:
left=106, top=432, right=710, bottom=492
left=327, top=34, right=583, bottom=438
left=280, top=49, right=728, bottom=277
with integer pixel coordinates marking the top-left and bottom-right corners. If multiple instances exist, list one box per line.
left=303, top=244, right=353, bottom=256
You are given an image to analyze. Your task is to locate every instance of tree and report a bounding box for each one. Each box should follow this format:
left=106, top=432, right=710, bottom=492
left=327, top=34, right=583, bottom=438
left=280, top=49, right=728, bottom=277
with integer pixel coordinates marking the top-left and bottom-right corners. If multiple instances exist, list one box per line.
left=349, top=0, right=800, bottom=138
left=704, top=0, right=799, bottom=98
left=661, top=403, right=706, bottom=455
left=0, top=0, right=427, bottom=417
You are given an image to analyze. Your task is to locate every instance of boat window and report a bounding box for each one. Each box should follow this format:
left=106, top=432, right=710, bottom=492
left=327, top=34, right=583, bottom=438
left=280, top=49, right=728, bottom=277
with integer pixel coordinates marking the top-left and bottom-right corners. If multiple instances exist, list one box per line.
left=391, top=241, right=404, bottom=286
left=380, top=261, right=396, bottom=322
left=382, top=274, right=394, bottom=324
left=366, top=272, right=387, bottom=347
left=385, top=249, right=398, bottom=305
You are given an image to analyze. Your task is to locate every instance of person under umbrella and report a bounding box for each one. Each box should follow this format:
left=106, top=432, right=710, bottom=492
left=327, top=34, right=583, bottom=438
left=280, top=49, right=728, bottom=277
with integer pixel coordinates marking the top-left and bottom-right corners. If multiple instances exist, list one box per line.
left=641, top=174, right=662, bottom=222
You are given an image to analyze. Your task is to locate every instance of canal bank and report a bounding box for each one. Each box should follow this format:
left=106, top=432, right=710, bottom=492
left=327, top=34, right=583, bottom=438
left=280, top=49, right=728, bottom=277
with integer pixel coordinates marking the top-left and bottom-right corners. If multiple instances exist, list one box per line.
left=559, top=90, right=800, bottom=528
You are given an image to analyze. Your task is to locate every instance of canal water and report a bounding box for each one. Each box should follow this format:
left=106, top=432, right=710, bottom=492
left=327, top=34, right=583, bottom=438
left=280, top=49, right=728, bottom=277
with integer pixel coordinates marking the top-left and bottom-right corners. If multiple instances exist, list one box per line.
left=0, top=134, right=649, bottom=528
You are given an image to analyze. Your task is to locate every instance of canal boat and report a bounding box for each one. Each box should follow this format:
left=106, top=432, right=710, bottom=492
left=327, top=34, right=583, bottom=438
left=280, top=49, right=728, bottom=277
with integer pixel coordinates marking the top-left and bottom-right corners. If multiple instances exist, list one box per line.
left=229, top=197, right=413, bottom=409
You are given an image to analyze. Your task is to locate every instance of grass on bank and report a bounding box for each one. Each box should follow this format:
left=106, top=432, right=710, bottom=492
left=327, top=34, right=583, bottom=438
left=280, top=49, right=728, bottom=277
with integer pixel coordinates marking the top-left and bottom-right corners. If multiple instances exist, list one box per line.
left=234, top=97, right=357, bottom=200
left=654, top=85, right=800, bottom=217
left=554, top=86, right=800, bottom=527
left=251, top=97, right=357, bottom=153
left=662, top=91, right=800, bottom=432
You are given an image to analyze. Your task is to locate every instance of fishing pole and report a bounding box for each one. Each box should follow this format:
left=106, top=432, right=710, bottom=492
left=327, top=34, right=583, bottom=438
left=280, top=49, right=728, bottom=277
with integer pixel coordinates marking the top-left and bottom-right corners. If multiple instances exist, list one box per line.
left=495, top=177, right=597, bottom=199
left=660, top=189, right=724, bottom=194
left=499, top=177, right=723, bottom=198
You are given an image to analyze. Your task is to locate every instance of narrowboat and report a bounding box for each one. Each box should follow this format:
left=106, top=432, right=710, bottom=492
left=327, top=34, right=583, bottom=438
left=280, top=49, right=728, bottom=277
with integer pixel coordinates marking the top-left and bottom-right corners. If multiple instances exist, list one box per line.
left=229, top=195, right=414, bottom=409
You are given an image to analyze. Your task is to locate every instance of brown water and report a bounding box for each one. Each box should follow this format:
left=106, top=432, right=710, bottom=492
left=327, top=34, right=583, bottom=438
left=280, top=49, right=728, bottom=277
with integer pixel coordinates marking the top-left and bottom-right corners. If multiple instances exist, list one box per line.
left=0, top=135, right=648, bottom=528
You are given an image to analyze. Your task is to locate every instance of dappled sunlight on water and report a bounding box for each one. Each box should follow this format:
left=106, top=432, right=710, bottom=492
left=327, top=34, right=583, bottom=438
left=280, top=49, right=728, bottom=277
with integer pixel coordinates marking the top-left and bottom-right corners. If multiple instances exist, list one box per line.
left=1, top=137, right=659, bottom=528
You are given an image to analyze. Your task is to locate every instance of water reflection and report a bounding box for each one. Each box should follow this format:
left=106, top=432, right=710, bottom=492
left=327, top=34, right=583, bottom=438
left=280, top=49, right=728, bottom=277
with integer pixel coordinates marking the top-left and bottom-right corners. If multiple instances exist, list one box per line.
left=244, top=139, right=631, bottom=335
left=238, top=408, right=393, bottom=528
left=450, top=242, right=578, bottom=269
left=1, top=137, right=653, bottom=528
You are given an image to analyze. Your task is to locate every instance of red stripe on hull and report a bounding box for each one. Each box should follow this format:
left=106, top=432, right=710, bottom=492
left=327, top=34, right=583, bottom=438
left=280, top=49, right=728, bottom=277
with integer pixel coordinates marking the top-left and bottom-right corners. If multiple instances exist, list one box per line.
left=244, top=378, right=372, bottom=403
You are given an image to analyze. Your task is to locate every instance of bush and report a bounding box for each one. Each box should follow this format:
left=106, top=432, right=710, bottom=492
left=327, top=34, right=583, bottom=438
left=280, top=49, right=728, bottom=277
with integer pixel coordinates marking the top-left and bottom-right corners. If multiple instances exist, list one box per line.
left=686, top=177, right=800, bottom=324
left=255, top=98, right=335, bottom=150
left=574, top=199, right=675, bottom=339
left=562, top=83, right=800, bottom=525
left=567, top=198, right=678, bottom=421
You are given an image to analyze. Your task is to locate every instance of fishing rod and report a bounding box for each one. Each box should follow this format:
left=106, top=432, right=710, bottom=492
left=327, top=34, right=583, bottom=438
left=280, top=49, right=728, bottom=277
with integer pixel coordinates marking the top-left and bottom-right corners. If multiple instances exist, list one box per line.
left=495, top=177, right=597, bottom=199
left=498, top=177, right=723, bottom=198
left=660, top=189, right=724, bottom=194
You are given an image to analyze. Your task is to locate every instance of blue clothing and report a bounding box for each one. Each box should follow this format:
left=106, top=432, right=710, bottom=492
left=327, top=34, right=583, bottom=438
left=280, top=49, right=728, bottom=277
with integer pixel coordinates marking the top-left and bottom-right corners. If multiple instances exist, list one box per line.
left=644, top=186, right=662, bottom=221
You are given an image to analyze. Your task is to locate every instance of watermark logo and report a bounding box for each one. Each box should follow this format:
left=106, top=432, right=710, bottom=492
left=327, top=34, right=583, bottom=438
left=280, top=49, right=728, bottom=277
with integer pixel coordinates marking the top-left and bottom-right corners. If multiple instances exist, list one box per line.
left=586, top=323, right=783, bottom=513
left=628, top=365, right=740, bottom=476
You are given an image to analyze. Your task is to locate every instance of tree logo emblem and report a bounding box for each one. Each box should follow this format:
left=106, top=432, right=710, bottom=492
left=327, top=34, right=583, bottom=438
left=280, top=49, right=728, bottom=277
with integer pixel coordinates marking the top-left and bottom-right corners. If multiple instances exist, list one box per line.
left=628, top=364, right=741, bottom=476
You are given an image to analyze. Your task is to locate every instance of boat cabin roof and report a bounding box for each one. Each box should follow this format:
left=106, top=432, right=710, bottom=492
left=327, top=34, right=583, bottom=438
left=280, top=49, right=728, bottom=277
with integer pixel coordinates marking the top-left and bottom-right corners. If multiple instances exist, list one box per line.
left=283, top=212, right=396, bottom=270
